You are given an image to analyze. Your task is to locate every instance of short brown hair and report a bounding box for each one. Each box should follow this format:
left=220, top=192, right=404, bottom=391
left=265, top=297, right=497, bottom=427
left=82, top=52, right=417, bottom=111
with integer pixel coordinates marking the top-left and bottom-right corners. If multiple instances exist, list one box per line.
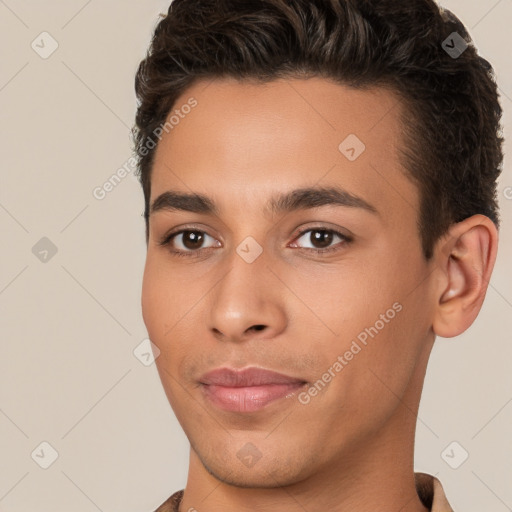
left=133, top=0, right=504, bottom=258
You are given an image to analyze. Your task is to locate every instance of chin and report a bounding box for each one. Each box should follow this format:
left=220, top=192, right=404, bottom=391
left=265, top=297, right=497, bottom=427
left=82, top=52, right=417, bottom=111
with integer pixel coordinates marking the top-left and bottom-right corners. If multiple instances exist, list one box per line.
left=193, top=442, right=310, bottom=488
left=205, top=464, right=303, bottom=489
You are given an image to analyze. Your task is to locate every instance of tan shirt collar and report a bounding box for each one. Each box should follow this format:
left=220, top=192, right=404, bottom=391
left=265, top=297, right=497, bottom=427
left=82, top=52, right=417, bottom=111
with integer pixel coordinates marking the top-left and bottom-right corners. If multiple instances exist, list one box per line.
left=154, top=472, right=453, bottom=512
left=415, top=472, right=454, bottom=511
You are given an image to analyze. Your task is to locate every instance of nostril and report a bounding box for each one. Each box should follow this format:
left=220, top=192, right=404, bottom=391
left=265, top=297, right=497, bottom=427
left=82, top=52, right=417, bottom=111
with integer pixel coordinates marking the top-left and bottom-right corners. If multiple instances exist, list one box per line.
left=250, top=325, right=266, bottom=332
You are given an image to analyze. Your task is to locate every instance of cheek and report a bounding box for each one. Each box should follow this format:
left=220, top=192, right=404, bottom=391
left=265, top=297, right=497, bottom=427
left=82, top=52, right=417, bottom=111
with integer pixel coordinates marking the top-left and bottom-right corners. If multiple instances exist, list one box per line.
left=314, top=309, right=422, bottom=445
left=141, top=261, right=167, bottom=338
left=141, top=256, right=213, bottom=382
left=141, top=261, right=197, bottom=411
left=296, top=253, right=426, bottom=387
left=331, top=283, right=431, bottom=422
left=141, top=255, right=195, bottom=338
left=283, top=258, right=397, bottom=339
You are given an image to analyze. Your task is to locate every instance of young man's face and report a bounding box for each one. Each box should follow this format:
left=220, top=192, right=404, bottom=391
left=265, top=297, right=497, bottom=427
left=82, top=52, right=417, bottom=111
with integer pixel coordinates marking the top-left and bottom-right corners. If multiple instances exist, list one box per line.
left=142, top=77, right=438, bottom=486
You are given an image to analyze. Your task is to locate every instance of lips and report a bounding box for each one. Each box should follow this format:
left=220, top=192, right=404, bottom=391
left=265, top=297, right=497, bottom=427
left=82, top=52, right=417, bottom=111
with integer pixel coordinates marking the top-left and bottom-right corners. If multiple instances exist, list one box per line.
left=199, top=367, right=306, bottom=387
left=199, top=367, right=307, bottom=413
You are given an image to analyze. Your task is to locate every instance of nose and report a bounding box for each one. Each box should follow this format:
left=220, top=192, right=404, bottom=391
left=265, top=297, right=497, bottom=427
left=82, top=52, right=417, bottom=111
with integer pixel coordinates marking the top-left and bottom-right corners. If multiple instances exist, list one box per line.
left=207, top=252, right=287, bottom=343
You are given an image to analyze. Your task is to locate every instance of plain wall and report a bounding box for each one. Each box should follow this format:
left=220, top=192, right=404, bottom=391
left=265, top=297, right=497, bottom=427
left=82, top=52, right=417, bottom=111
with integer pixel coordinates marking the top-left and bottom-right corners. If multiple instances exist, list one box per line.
left=1, top=1, right=511, bottom=510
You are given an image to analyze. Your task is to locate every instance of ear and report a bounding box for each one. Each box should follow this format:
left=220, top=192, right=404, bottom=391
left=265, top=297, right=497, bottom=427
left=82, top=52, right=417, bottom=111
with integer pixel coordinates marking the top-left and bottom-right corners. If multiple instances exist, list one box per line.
left=432, top=214, right=499, bottom=338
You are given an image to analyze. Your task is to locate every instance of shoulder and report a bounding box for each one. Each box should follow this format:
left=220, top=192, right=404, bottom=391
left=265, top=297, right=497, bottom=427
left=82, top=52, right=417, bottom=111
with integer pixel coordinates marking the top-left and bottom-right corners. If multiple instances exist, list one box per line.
left=415, top=472, right=454, bottom=512
left=153, top=489, right=184, bottom=512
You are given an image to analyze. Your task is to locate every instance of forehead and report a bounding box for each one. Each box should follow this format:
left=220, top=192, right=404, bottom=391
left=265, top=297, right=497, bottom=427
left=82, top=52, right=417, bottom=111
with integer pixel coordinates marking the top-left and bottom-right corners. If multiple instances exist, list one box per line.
left=150, top=77, right=419, bottom=223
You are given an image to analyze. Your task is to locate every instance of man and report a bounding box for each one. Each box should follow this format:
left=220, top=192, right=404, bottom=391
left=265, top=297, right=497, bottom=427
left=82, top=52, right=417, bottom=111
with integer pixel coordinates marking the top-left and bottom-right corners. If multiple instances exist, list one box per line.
left=133, top=0, right=503, bottom=510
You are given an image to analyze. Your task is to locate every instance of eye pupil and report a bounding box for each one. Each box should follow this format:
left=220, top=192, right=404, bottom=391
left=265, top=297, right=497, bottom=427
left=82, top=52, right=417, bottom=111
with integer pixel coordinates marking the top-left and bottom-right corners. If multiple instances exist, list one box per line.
left=183, top=230, right=204, bottom=249
left=311, top=230, right=333, bottom=248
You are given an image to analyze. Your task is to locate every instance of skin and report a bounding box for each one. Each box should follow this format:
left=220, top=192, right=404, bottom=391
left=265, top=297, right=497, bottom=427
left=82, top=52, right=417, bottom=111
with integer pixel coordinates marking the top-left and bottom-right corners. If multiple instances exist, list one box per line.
left=141, top=77, right=498, bottom=511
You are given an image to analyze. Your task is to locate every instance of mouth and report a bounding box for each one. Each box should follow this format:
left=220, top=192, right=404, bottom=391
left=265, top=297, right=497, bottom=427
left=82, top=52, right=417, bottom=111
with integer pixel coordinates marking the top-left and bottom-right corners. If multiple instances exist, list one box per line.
left=199, top=366, right=308, bottom=413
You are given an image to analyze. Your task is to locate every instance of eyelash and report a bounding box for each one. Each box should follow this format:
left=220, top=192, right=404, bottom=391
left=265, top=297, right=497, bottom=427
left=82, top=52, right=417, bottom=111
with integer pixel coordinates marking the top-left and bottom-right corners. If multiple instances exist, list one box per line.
left=157, top=226, right=353, bottom=259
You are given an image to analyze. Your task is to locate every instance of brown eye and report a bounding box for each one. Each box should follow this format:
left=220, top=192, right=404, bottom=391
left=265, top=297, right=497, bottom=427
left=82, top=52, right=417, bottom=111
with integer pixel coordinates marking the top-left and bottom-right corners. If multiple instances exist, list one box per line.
left=159, top=229, right=218, bottom=253
left=180, top=230, right=205, bottom=250
left=308, top=229, right=334, bottom=249
left=290, top=228, right=352, bottom=254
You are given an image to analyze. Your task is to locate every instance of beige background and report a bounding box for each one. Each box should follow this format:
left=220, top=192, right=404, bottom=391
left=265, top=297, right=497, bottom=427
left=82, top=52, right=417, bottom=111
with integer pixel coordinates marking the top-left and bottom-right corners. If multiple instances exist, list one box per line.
left=0, top=1, right=511, bottom=511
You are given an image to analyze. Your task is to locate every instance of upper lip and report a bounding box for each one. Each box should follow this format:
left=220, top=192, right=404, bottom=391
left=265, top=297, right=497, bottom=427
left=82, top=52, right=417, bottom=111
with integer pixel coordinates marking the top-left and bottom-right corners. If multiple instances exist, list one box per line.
left=199, top=367, right=306, bottom=387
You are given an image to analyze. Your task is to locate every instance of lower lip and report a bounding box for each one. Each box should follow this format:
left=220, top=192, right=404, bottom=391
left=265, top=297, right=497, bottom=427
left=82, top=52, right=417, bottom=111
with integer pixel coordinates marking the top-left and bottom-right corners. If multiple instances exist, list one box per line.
left=201, top=383, right=306, bottom=412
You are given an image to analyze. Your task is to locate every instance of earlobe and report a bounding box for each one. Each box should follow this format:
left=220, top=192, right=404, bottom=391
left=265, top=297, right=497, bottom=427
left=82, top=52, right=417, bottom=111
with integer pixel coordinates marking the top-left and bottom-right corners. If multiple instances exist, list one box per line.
left=432, top=215, right=498, bottom=338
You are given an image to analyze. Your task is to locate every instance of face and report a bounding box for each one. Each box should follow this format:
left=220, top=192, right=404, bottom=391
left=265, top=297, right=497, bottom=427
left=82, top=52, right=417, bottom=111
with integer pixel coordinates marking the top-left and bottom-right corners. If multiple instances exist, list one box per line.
left=141, top=77, right=437, bottom=487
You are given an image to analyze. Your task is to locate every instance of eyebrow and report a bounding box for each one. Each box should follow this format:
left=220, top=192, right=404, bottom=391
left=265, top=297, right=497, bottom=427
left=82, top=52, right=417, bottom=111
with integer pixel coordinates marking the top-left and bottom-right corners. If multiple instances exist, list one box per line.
left=149, top=186, right=379, bottom=219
